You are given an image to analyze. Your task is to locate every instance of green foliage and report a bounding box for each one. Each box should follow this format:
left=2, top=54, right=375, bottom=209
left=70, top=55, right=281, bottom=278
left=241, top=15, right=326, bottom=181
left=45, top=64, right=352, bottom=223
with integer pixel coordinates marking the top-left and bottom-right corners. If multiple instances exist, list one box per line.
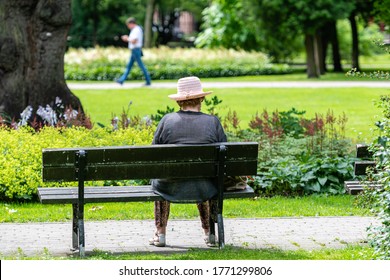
left=64, top=47, right=291, bottom=81
left=336, top=20, right=386, bottom=60
left=195, top=0, right=259, bottom=51
left=365, top=95, right=390, bottom=259
left=0, top=126, right=153, bottom=202
left=68, top=0, right=146, bottom=48
left=150, top=106, right=175, bottom=122
left=204, top=95, right=223, bottom=118
left=256, top=0, right=355, bottom=35
left=346, top=40, right=390, bottom=80
left=65, top=60, right=290, bottom=81
left=374, top=0, right=390, bottom=24
left=226, top=108, right=354, bottom=195
left=252, top=148, right=354, bottom=196
left=242, top=0, right=355, bottom=61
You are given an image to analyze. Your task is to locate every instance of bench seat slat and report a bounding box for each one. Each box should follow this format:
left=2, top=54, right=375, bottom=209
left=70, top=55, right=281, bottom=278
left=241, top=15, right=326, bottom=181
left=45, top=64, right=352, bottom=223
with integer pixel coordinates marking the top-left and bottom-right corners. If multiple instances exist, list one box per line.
left=344, top=181, right=382, bottom=187
left=37, top=186, right=255, bottom=204
left=37, top=186, right=153, bottom=195
left=344, top=180, right=383, bottom=195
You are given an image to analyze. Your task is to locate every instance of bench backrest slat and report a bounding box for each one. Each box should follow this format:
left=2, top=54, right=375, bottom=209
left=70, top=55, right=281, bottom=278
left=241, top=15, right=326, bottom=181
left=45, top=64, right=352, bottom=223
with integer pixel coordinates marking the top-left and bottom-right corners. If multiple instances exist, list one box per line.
left=42, top=142, right=258, bottom=182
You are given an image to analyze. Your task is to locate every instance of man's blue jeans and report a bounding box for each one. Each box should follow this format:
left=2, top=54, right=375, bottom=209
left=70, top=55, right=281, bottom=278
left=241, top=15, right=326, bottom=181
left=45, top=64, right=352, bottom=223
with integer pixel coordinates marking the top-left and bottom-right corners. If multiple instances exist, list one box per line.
left=118, top=48, right=151, bottom=85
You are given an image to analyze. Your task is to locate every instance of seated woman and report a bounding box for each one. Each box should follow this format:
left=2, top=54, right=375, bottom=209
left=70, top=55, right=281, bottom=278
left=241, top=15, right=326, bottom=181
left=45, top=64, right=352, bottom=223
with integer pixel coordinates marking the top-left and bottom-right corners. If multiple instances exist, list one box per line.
left=150, top=76, right=227, bottom=247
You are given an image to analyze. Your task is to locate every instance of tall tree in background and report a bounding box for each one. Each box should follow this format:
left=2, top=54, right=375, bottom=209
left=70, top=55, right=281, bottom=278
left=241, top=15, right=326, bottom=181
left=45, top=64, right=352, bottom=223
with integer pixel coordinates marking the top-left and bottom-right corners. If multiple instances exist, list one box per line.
left=152, top=0, right=208, bottom=47
left=195, top=0, right=259, bottom=51
left=257, top=0, right=354, bottom=78
left=320, top=20, right=343, bottom=72
left=349, top=0, right=376, bottom=71
left=68, top=0, right=145, bottom=48
left=374, top=0, right=390, bottom=24
left=0, top=0, right=82, bottom=120
left=144, top=0, right=155, bottom=48
left=196, top=0, right=356, bottom=77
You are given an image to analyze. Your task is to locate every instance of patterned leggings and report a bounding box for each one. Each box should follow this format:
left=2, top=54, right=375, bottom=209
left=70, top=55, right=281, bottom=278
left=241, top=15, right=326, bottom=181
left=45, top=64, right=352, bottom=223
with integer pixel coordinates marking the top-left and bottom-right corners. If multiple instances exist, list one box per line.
left=154, top=200, right=213, bottom=230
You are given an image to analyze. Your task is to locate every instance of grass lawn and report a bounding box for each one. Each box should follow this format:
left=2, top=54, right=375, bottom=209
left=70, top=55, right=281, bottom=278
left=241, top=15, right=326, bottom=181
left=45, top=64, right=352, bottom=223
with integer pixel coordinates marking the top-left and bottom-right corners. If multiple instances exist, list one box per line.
left=0, top=195, right=370, bottom=223
left=2, top=245, right=373, bottom=260
left=73, top=87, right=389, bottom=141
left=81, top=245, right=374, bottom=260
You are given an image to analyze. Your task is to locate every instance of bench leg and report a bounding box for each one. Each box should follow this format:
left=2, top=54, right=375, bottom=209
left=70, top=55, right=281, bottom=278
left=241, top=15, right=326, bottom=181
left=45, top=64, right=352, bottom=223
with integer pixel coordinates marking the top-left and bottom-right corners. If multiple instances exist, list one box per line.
left=78, top=218, right=85, bottom=257
left=217, top=214, right=225, bottom=249
left=72, top=204, right=79, bottom=251
left=72, top=203, right=85, bottom=257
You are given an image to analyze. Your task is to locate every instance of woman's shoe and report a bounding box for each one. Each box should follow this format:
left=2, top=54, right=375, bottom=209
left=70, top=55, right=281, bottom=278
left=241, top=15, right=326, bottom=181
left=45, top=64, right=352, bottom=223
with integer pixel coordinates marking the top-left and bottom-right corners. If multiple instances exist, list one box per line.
left=204, top=234, right=216, bottom=247
left=149, top=232, right=166, bottom=247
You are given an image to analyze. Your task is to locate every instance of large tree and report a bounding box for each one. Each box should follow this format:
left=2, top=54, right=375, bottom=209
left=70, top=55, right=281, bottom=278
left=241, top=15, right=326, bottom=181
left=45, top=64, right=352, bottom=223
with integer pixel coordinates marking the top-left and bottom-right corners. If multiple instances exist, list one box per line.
left=68, top=0, right=146, bottom=48
left=197, top=0, right=364, bottom=78
left=349, top=0, right=376, bottom=71
left=0, top=0, right=82, bottom=121
left=256, top=0, right=354, bottom=78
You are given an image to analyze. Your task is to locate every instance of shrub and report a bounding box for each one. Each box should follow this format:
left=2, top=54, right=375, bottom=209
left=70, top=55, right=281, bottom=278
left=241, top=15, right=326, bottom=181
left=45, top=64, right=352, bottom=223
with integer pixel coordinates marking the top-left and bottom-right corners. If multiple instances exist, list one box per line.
left=365, top=95, right=390, bottom=260
left=64, top=46, right=292, bottom=81
left=225, top=108, right=354, bottom=195
left=0, top=126, right=154, bottom=201
left=350, top=41, right=390, bottom=259
left=251, top=138, right=354, bottom=195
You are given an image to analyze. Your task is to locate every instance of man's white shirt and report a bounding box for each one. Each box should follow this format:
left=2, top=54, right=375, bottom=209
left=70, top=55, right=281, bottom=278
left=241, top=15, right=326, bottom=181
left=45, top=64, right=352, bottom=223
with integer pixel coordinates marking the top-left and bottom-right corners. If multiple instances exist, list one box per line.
left=128, top=25, right=143, bottom=49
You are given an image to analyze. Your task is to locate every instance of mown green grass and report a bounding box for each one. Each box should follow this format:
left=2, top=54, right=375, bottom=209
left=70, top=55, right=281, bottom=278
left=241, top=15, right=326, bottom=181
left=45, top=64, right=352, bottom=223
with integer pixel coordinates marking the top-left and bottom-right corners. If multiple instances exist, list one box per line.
left=73, top=87, right=389, bottom=141
left=0, top=195, right=370, bottom=223
left=1, top=245, right=373, bottom=260
left=84, top=245, right=375, bottom=260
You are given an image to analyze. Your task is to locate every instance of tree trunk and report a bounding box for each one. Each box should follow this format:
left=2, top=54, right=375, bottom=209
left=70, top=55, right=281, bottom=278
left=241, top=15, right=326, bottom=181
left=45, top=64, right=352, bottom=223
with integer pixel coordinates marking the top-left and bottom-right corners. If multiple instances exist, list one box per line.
left=305, top=33, right=320, bottom=78
left=144, top=0, right=155, bottom=48
left=320, top=24, right=329, bottom=74
left=0, top=0, right=83, bottom=120
left=329, top=20, right=343, bottom=72
left=316, top=31, right=326, bottom=75
left=349, top=12, right=360, bottom=71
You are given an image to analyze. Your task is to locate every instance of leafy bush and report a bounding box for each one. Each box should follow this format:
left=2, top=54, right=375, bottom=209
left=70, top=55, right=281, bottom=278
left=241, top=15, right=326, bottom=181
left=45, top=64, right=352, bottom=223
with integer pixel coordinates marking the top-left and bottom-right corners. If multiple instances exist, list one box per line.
left=225, top=108, right=354, bottom=195
left=0, top=126, right=154, bottom=201
left=251, top=137, right=354, bottom=195
left=350, top=42, right=390, bottom=259
left=337, top=20, right=385, bottom=60
left=64, top=47, right=291, bottom=81
left=365, top=95, right=390, bottom=259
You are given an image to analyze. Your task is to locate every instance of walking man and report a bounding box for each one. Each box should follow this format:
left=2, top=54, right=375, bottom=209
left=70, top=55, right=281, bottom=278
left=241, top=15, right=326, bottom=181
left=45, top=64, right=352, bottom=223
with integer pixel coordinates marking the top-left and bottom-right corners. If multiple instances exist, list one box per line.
left=116, top=17, right=151, bottom=86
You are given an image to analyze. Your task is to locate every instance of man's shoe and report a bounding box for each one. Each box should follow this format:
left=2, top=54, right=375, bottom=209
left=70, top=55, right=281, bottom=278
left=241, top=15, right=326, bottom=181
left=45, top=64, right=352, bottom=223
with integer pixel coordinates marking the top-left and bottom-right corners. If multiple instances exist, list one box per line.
left=142, top=83, right=151, bottom=87
left=115, top=79, right=123, bottom=85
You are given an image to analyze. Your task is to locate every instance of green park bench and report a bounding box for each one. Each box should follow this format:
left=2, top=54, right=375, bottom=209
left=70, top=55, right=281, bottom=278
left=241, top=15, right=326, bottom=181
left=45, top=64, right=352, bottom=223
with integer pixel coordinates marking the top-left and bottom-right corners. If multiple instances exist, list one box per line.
left=344, top=144, right=382, bottom=195
left=37, top=142, right=258, bottom=257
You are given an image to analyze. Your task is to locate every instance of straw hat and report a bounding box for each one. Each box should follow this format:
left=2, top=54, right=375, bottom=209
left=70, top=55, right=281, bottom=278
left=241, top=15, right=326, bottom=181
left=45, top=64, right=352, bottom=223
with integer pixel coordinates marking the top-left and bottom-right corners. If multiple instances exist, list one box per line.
left=168, top=76, right=212, bottom=101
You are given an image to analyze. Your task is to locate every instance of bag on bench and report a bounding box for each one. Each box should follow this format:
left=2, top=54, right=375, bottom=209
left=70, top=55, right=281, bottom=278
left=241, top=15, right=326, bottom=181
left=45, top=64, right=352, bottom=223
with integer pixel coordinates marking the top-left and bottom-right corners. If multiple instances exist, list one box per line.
left=224, top=176, right=248, bottom=191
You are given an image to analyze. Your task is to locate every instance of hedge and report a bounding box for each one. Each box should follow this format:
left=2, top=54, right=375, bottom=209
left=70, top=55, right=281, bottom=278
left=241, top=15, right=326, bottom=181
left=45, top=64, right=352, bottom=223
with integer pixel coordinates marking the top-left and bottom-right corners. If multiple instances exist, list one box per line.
left=64, top=47, right=292, bottom=81
left=0, top=126, right=154, bottom=201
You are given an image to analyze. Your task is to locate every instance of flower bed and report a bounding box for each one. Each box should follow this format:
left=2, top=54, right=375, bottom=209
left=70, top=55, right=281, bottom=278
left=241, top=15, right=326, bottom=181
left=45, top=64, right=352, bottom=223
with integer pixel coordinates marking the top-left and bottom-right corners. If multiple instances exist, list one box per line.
left=64, top=47, right=291, bottom=81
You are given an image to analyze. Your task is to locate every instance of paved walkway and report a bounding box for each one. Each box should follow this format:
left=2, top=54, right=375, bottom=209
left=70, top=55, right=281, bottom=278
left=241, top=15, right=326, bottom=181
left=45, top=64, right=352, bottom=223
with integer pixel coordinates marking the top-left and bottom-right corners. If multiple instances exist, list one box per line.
left=68, top=81, right=390, bottom=90
left=0, top=216, right=376, bottom=257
